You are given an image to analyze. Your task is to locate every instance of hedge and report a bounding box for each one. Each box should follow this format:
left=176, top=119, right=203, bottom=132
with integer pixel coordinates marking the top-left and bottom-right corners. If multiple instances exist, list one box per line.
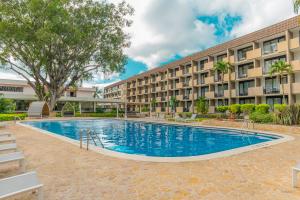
left=216, top=106, right=228, bottom=113
left=249, top=112, right=274, bottom=123
left=75, top=112, right=118, bottom=118
left=255, top=104, right=270, bottom=114
left=0, top=113, right=27, bottom=121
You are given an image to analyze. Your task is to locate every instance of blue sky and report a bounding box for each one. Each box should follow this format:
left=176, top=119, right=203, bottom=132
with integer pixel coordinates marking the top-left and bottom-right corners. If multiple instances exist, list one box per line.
left=97, top=14, right=243, bottom=84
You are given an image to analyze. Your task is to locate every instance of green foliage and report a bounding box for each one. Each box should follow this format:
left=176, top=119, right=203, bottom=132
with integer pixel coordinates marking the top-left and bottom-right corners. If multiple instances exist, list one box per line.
left=75, top=112, right=118, bottom=118
left=274, top=104, right=300, bottom=125
left=228, top=104, right=241, bottom=115
left=213, top=61, right=233, bottom=75
left=216, top=106, right=228, bottom=113
left=0, top=96, right=16, bottom=113
left=295, top=0, right=300, bottom=13
left=255, top=104, right=270, bottom=114
left=0, top=0, right=133, bottom=110
left=179, top=112, right=193, bottom=118
left=169, top=96, right=178, bottom=112
left=250, top=111, right=274, bottom=123
left=141, top=106, right=149, bottom=112
left=240, top=104, right=255, bottom=115
left=0, top=113, right=27, bottom=121
left=250, top=112, right=274, bottom=123
left=196, top=97, right=208, bottom=114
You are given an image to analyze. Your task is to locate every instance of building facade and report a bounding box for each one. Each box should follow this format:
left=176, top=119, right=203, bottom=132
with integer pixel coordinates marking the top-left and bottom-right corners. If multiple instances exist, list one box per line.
left=0, top=79, right=97, bottom=112
left=104, top=16, right=300, bottom=113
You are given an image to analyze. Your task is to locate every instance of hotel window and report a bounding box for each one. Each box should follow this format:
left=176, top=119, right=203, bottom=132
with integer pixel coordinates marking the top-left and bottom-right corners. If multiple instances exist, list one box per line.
left=266, top=96, right=288, bottom=110
left=263, top=36, right=285, bottom=55
left=239, top=98, right=255, bottom=104
left=0, top=86, right=23, bottom=92
left=264, top=76, right=287, bottom=94
left=238, top=62, right=254, bottom=78
left=197, top=59, right=208, bottom=71
left=263, top=55, right=286, bottom=74
left=216, top=54, right=227, bottom=62
left=237, top=46, right=253, bottom=61
left=239, top=80, right=254, bottom=96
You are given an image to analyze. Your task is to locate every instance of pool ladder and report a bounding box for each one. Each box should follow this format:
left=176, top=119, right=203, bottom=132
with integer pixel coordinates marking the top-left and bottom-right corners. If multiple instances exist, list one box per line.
left=79, top=129, right=104, bottom=150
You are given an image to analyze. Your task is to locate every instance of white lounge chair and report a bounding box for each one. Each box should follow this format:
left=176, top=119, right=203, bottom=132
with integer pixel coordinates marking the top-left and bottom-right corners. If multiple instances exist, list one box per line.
left=0, top=152, right=25, bottom=172
left=185, top=114, right=197, bottom=122
left=0, top=136, right=15, bottom=144
left=293, top=162, right=300, bottom=187
left=0, top=143, right=17, bottom=153
left=0, top=171, right=43, bottom=200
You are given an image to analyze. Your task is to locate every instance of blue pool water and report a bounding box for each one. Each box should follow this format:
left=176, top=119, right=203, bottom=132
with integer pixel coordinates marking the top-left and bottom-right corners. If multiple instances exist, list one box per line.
left=23, top=119, right=280, bottom=157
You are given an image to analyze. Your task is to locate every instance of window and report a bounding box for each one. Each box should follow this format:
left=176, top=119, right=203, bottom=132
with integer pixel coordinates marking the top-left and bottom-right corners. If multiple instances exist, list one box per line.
left=237, top=46, right=253, bottom=61
left=239, top=80, right=254, bottom=96
left=0, top=86, right=23, bottom=93
left=239, top=98, right=255, bottom=104
left=200, top=86, right=208, bottom=97
left=263, top=36, right=285, bottom=54
left=238, top=62, right=254, bottom=78
left=217, top=54, right=227, bottom=61
left=199, top=73, right=208, bottom=84
left=264, top=77, right=280, bottom=94
left=198, top=59, right=208, bottom=71
left=266, top=96, right=288, bottom=110
left=264, top=55, right=286, bottom=74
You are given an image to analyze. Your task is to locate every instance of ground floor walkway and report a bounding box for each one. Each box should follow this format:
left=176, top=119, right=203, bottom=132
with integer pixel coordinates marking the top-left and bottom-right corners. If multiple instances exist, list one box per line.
left=1, top=119, right=300, bottom=199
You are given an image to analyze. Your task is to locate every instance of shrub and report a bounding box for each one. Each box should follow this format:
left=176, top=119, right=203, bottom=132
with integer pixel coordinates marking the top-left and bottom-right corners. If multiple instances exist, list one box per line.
left=0, top=113, right=27, bottom=121
left=241, top=104, right=255, bottom=115
left=216, top=106, right=228, bottom=113
left=141, top=106, right=149, bottom=112
left=196, top=97, right=208, bottom=114
left=229, top=104, right=241, bottom=117
left=289, top=104, right=300, bottom=125
left=0, top=96, right=16, bottom=113
left=179, top=112, right=192, bottom=118
left=274, top=104, right=287, bottom=112
left=250, top=112, right=274, bottom=123
left=255, top=104, right=270, bottom=114
left=75, top=112, right=118, bottom=118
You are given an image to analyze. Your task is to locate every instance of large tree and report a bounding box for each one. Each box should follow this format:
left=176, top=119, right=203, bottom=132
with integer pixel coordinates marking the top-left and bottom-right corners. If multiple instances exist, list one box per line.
left=0, top=0, right=133, bottom=110
left=294, top=0, right=300, bottom=13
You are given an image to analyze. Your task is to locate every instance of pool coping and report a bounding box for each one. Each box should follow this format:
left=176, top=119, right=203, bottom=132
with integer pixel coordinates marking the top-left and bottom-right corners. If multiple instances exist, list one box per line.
left=17, top=118, right=294, bottom=163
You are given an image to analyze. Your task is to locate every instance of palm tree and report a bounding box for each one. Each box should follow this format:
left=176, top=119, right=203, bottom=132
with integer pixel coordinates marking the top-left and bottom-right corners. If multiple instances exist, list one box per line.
left=150, top=98, right=157, bottom=113
left=269, top=60, right=293, bottom=105
left=213, top=61, right=233, bottom=105
left=169, top=96, right=178, bottom=115
left=294, top=0, right=300, bottom=13
left=93, top=87, right=103, bottom=98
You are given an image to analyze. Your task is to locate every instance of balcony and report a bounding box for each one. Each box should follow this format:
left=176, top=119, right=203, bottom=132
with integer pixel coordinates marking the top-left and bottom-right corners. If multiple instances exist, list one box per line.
left=176, top=107, right=183, bottom=113
left=204, top=76, right=214, bottom=84
left=176, top=95, right=183, bottom=101
left=156, top=97, right=162, bottom=102
left=183, top=94, right=193, bottom=100
left=263, top=87, right=280, bottom=95
left=290, top=37, right=300, bottom=49
left=215, top=92, right=224, bottom=98
left=246, top=48, right=261, bottom=60
left=204, top=62, right=214, bottom=70
left=169, top=72, right=177, bottom=78
left=277, top=41, right=288, bottom=53
left=229, top=55, right=235, bottom=63
left=177, top=70, right=183, bottom=77
left=156, top=87, right=161, bottom=92
left=183, top=68, right=192, bottom=76
left=205, top=91, right=214, bottom=99
left=280, top=84, right=290, bottom=94
left=248, top=67, right=262, bottom=78
left=151, top=88, right=156, bottom=93
left=292, top=82, right=300, bottom=94
left=248, top=87, right=263, bottom=96
left=291, top=60, right=300, bottom=71
left=182, top=81, right=191, bottom=88
left=156, top=107, right=161, bottom=113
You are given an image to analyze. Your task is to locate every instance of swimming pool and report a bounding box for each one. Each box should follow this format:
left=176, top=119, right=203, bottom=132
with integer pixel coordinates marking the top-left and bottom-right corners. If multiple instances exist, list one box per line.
left=22, top=119, right=285, bottom=160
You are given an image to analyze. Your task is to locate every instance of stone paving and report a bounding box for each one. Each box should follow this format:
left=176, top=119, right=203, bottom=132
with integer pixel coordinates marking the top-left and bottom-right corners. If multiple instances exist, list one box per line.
left=1, top=119, right=300, bottom=199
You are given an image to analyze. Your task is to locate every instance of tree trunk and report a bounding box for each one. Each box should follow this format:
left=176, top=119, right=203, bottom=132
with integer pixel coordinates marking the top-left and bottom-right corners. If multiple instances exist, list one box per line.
left=280, top=74, right=286, bottom=105
left=48, top=92, right=58, bottom=111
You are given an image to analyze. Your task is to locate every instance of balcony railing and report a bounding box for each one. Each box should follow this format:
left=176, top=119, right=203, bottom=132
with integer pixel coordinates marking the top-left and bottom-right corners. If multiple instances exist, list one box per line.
left=215, top=92, right=224, bottom=98
left=239, top=91, right=248, bottom=96
left=263, top=87, right=280, bottom=94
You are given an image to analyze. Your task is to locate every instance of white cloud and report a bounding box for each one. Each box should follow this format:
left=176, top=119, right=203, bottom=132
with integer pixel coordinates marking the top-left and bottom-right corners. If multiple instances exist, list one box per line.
left=111, top=0, right=296, bottom=69
left=0, top=70, right=25, bottom=80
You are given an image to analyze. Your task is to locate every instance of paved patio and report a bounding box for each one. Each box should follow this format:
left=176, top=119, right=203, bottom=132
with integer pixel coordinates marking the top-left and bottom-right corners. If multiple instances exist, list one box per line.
left=1, top=119, right=300, bottom=200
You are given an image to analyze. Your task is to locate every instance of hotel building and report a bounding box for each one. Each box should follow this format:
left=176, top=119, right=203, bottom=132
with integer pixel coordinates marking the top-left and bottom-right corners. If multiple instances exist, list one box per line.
left=0, top=79, right=98, bottom=112
left=104, top=16, right=300, bottom=113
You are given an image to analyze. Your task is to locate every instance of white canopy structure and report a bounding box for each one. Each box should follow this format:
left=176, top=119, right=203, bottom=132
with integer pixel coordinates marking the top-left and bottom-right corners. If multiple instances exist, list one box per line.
left=27, top=101, right=50, bottom=118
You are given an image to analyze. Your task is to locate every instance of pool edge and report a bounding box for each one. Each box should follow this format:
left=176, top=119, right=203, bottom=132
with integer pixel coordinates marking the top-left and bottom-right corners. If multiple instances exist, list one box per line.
left=17, top=119, right=295, bottom=163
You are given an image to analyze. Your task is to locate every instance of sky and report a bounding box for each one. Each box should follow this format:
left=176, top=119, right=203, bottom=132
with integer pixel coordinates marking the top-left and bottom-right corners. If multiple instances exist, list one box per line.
left=1, top=0, right=297, bottom=89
